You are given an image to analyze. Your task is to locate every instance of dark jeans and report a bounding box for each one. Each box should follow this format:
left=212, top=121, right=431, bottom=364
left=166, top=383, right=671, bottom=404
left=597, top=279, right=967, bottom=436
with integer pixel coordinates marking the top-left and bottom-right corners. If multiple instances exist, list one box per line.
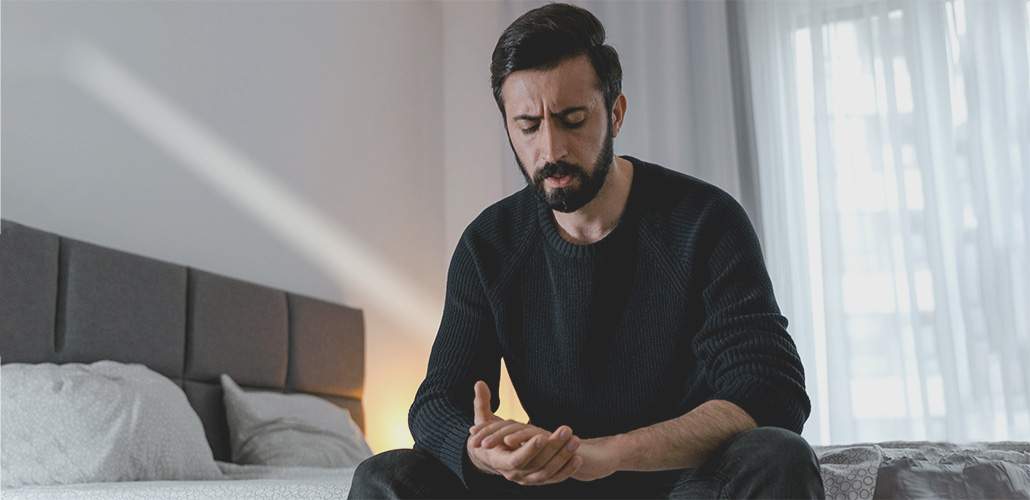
left=348, top=426, right=825, bottom=499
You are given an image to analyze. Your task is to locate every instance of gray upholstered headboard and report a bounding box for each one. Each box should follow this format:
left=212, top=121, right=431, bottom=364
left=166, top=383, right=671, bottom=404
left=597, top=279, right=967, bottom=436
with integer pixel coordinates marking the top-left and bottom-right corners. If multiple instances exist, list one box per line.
left=0, top=219, right=365, bottom=461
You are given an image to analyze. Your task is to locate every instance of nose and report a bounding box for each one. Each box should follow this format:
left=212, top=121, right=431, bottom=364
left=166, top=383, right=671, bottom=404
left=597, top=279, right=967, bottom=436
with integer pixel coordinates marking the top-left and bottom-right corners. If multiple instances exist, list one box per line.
left=539, top=119, right=568, bottom=166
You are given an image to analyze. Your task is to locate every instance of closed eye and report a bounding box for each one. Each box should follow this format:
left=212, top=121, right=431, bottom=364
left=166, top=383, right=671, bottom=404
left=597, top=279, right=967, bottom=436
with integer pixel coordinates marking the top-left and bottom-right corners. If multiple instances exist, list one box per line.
left=513, top=106, right=589, bottom=134
left=520, top=120, right=584, bottom=135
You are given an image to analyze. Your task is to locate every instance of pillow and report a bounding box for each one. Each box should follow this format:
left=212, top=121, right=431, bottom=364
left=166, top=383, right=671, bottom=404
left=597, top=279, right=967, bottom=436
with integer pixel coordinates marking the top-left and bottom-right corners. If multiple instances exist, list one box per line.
left=1, top=361, right=222, bottom=488
left=220, top=373, right=373, bottom=467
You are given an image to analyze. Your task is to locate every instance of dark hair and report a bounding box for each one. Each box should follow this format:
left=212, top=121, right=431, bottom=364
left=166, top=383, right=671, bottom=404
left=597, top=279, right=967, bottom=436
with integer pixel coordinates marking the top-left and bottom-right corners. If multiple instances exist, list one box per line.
left=490, top=3, right=622, bottom=117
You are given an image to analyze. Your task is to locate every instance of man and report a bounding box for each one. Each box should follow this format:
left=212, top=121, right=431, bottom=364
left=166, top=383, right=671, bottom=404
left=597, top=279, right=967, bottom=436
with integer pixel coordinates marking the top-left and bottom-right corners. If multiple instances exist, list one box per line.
left=350, top=3, right=824, bottom=499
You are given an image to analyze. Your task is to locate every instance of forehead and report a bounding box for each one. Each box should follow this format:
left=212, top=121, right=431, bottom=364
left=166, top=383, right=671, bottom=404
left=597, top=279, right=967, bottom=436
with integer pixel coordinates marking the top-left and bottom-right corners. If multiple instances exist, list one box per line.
left=500, top=54, right=601, bottom=116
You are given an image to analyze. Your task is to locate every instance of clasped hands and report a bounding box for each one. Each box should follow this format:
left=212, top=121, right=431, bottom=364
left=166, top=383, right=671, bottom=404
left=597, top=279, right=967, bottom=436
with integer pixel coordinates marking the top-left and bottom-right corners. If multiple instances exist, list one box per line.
left=466, top=380, right=619, bottom=487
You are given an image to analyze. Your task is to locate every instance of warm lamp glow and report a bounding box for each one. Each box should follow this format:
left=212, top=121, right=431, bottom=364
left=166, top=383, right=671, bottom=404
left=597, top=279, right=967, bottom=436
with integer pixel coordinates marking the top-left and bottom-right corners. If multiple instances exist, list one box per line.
left=364, top=393, right=415, bottom=453
left=496, top=359, right=530, bottom=422
left=390, top=416, right=416, bottom=451
left=365, top=358, right=528, bottom=453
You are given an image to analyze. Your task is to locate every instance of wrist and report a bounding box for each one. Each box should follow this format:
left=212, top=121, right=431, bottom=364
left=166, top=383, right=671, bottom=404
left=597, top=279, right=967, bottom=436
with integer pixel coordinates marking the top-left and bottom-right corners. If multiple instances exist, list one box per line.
left=607, top=432, right=633, bottom=472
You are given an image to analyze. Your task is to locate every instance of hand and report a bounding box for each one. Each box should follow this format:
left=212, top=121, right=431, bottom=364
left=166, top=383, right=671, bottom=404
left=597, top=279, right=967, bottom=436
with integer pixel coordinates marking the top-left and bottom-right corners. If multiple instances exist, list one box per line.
left=569, top=435, right=620, bottom=482
left=466, top=380, right=583, bottom=486
left=467, top=380, right=569, bottom=451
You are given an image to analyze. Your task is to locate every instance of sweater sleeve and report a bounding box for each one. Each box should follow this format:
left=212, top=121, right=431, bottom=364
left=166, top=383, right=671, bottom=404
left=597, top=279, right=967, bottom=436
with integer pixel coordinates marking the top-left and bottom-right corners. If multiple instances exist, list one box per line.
left=408, top=232, right=503, bottom=489
left=691, top=196, right=812, bottom=434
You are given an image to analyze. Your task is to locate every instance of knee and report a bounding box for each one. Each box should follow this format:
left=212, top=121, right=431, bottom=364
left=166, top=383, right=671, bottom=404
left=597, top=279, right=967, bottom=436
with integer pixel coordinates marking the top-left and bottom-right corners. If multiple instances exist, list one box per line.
left=715, top=428, right=824, bottom=499
left=355, top=449, right=410, bottom=479
left=352, top=449, right=435, bottom=489
left=732, top=427, right=818, bottom=470
left=351, top=448, right=461, bottom=499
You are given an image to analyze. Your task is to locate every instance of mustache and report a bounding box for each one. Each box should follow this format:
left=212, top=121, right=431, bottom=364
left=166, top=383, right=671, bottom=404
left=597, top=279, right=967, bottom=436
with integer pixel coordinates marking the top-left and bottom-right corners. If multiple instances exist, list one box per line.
left=535, top=161, right=583, bottom=182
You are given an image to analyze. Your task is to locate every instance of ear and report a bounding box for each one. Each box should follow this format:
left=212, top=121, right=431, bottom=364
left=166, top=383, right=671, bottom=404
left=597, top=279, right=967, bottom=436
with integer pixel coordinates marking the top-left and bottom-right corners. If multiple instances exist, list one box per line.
left=610, top=93, right=628, bottom=138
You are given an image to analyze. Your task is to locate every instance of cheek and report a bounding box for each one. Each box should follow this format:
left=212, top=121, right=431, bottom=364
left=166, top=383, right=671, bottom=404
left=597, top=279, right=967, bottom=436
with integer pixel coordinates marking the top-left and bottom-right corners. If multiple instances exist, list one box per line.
left=566, top=135, right=598, bottom=162
left=511, top=139, right=530, bottom=163
left=510, top=137, right=538, bottom=165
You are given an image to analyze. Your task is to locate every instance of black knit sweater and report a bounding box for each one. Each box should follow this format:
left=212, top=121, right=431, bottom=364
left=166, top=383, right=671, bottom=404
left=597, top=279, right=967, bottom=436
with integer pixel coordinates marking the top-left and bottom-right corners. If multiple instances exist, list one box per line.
left=408, top=155, right=810, bottom=489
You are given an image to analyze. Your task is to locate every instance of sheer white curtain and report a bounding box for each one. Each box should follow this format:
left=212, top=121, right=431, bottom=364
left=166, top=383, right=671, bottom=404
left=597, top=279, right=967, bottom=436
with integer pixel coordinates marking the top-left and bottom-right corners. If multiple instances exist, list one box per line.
left=737, top=0, right=1030, bottom=445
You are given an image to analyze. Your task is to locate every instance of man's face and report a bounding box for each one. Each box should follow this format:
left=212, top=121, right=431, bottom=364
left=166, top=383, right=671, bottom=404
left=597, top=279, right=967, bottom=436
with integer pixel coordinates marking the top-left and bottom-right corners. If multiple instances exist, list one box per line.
left=500, top=54, right=615, bottom=213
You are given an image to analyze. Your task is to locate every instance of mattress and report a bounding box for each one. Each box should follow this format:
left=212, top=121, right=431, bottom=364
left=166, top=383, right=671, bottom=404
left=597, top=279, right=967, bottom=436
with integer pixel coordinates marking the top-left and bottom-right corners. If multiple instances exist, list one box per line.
left=3, top=461, right=357, bottom=500
left=5, top=442, right=1029, bottom=499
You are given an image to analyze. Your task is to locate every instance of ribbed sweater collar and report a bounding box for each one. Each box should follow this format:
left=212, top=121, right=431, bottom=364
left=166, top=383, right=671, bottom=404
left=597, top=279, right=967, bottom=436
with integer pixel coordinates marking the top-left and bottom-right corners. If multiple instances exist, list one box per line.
left=534, top=155, right=644, bottom=259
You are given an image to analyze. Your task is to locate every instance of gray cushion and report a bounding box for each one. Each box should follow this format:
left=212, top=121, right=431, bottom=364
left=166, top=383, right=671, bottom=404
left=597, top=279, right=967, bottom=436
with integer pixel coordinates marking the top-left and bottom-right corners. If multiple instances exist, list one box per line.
left=58, top=237, right=187, bottom=379
left=287, top=294, right=364, bottom=401
left=0, top=221, right=58, bottom=363
left=187, top=269, right=288, bottom=389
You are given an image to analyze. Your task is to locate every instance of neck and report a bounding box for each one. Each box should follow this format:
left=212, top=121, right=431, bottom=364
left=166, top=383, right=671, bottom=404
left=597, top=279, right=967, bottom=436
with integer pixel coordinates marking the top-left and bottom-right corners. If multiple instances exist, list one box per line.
left=552, top=156, right=633, bottom=245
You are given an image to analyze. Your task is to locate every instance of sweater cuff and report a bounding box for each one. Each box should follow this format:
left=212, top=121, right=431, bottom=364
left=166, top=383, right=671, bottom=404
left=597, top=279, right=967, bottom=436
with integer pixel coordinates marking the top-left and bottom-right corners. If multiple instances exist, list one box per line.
left=713, top=381, right=808, bottom=434
left=435, top=415, right=495, bottom=490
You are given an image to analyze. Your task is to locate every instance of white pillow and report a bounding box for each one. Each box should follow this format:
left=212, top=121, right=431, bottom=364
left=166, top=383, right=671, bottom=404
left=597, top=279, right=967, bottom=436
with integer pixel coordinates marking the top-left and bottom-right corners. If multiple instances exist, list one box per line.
left=1, top=361, right=222, bottom=488
left=220, top=373, right=373, bottom=467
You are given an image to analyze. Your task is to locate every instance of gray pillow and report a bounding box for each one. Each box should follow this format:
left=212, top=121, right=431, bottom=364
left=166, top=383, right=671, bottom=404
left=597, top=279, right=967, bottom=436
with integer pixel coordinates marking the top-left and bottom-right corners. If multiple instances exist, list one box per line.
left=220, top=374, right=373, bottom=467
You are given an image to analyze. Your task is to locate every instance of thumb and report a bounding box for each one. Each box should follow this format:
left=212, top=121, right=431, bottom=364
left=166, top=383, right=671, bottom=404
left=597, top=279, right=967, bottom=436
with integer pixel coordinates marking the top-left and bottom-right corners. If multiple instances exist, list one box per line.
left=473, top=380, right=492, bottom=425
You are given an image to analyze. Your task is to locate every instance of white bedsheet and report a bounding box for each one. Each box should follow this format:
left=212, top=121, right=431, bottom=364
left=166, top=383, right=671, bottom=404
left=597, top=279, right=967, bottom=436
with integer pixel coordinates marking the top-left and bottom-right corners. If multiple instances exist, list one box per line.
left=2, top=461, right=356, bottom=500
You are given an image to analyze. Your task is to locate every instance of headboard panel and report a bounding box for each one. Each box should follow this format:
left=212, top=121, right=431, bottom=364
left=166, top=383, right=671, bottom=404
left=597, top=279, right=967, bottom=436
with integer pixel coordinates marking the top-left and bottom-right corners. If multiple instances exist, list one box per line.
left=0, top=219, right=365, bottom=461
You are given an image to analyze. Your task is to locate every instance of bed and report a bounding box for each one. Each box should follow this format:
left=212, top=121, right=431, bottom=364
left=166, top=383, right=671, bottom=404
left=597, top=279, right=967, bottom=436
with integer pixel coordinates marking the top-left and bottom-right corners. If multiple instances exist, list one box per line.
left=0, top=218, right=367, bottom=498
left=2, top=218, right=1028, bottom=499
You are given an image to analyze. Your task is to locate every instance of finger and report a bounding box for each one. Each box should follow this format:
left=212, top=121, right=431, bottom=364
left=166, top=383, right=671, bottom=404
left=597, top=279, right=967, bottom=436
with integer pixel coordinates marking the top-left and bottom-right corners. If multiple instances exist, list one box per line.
left=469, top=416, right=502, bottom=436
left=482, top=423, right=529, bottom=448
left=543, top=451, right=585, bottom=482
left=527, top=432, right=577, bottom=474
left=496, top=435, right=541, bottom=482
left=502, top=427, right=543, bottom=448
left=470, top=420, right=518, bottom=448
left=470, top=419, right=515, bottom=447
left=522, top=426, right=575, bottom=471
left=523, top=447, right=580, bottom=482
left=469, top=412, right=504, bottom=432
left=473, top=381, right=491, bottom=425
left=505, top=433, right=547, bottom=471
left=524, top=435, right=579, bottom=484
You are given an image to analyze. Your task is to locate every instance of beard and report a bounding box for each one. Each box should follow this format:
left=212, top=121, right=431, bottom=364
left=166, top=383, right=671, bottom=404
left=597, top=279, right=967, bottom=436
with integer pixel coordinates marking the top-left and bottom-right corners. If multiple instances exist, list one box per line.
left=513, top=116, right=615, bottom=213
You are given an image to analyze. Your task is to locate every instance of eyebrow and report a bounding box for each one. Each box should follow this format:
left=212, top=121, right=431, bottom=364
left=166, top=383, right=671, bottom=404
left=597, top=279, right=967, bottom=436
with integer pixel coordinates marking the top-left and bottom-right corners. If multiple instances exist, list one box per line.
left=512, top=106, right=588, bottom=122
